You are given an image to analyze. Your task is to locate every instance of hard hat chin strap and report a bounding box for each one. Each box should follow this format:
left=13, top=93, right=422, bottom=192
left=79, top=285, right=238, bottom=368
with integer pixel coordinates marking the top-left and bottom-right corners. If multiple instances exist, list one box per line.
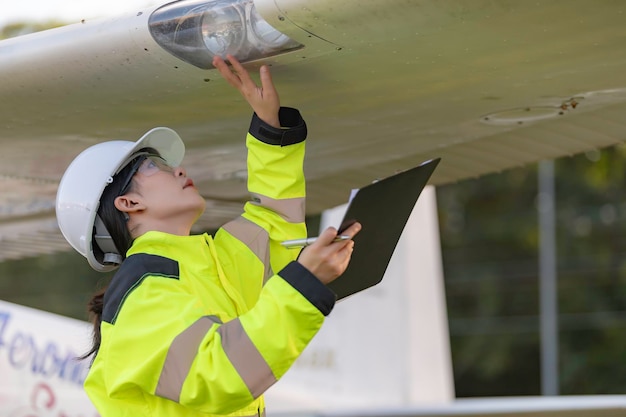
left=94, top=215, right=123, bottom=265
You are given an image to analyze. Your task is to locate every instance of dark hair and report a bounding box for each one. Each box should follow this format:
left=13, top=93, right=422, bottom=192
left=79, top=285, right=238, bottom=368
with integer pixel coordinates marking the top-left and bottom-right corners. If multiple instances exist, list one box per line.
left=81, top=147, right=159, bottom=361
left=79, top=286, right=106, bottom=361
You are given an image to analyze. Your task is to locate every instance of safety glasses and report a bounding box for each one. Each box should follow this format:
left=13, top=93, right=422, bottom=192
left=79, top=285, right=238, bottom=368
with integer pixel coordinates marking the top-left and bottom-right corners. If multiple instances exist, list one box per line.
left=118, top=155, right=174, bottom=196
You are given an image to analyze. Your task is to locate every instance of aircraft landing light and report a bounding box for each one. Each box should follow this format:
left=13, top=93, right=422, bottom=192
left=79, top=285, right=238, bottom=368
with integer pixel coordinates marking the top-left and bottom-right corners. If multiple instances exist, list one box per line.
left=148, top=0, right=303, bottom=69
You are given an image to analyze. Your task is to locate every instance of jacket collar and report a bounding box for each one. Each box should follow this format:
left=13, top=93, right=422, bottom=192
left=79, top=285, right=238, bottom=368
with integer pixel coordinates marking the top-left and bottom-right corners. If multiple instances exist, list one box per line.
left=127, top=231, right=212, bottom=264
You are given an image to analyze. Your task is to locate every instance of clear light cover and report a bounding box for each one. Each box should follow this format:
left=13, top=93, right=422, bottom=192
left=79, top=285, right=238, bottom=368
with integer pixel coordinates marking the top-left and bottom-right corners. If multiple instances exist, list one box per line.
left=149, top=0, right=302, bottom=69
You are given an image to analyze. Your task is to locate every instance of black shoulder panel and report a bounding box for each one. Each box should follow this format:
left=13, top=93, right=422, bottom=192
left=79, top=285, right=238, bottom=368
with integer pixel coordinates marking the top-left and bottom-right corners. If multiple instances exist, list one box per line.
left=102, top=253, right=179, bottom=325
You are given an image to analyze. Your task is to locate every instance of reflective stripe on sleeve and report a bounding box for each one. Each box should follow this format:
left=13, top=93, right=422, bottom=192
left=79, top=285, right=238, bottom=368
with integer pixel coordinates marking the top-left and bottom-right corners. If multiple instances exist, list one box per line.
left=217, top=318, right=277, bottom=398
left=155, top=316, right=276, bottom=403
left=250, top=193, right=305, bottom=224
left=221, top=216, right=273, bottom=282
left=155, top=315, right=222, bottom=402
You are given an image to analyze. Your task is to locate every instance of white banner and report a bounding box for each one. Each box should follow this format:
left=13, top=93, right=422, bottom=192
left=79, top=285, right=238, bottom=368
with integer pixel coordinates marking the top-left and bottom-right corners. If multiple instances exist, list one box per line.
left=0, top=300, right=98, bottom=417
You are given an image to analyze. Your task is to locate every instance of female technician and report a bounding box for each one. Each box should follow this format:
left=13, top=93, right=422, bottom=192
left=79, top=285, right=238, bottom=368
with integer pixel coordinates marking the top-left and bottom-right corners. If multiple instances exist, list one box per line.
left=56, top=54, right=361, bottom=417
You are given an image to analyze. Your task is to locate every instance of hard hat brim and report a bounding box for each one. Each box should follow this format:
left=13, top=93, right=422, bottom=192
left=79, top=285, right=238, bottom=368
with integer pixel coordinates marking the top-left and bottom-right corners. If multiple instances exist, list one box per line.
left=126, top=127, right=185, bottom=170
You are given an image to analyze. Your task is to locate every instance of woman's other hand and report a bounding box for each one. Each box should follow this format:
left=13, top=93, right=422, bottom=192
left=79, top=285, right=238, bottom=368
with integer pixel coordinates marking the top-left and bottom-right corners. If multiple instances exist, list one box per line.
left=213, top=54, right=280, bottom=128
left=297, top=222, right=362, bottom=285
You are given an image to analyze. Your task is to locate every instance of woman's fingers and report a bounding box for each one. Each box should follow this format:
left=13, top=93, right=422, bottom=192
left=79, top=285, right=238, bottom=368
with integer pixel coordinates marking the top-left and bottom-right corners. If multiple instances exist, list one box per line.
left=212, top=56, right=241, bottom=89
left=225, top=54, right=256, bottom=90
left=338, top=222, right=362, bottom=241
left=212, top=55, right=254, bottom=90
left=213, top=54, right=281, bottom=127
left=259, top=65, right=278, bottom=101
left=315, top=227, right=340, bottom=246
left=298, top=223, right=361, bottom=284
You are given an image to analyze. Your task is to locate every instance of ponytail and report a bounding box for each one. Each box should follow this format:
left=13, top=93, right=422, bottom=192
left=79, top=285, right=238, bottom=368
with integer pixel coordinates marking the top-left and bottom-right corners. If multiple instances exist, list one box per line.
left=80, top=286, right=106, bottom=361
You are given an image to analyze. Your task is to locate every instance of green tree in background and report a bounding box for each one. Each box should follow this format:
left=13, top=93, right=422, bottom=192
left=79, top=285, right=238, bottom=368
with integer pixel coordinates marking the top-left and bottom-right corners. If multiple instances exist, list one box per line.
left=1, top=20, right=66, bottom=40
left=438, top=160, right=541, bottom=396
left=438, top=143, right=626, bottom=396
left=554, top=145, right=626, bottom=394
left=0, top=251, right=109, bottom=320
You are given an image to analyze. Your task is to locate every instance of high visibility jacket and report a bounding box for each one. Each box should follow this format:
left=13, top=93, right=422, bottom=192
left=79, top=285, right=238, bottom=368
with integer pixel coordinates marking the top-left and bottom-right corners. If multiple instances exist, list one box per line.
left=84, top=108, right=336, bottom=417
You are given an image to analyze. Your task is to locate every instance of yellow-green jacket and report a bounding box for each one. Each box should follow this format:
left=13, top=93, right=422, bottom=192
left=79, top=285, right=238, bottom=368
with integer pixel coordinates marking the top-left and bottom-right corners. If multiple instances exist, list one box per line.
left=84, top=108, right=336, bottom=416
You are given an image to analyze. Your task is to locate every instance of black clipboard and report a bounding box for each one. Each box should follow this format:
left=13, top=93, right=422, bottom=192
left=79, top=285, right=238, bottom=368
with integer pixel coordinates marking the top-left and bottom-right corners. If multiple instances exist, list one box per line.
left=327, top=158, right=441, bottom=299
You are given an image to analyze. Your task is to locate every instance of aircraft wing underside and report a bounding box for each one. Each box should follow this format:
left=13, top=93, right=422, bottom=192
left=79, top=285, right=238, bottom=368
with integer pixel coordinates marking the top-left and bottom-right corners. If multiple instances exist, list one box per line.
left=1, top=0, right=626, bottom=260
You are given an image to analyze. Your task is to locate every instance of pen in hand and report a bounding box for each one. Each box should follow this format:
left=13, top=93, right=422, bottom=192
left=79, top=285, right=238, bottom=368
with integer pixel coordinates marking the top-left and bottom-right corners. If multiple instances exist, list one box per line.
left=281, top=235, right=352, bottom=248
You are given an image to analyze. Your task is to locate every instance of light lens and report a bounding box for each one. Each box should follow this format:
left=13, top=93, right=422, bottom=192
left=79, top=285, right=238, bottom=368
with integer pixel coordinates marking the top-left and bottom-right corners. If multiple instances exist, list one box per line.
left=149, top=0, right=302, bottom=69
left=249, top=3, right=292, bottom=49
left=201, top=2, right=246, bottom=57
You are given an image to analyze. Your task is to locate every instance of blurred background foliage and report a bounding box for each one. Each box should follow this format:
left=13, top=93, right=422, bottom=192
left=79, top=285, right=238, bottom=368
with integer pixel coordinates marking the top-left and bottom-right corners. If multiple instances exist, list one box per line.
left=438, top=143, right=626, bottom=396
left=0, top=21, right=66, bottom=40
left=1, top=20, right=624, bottom=399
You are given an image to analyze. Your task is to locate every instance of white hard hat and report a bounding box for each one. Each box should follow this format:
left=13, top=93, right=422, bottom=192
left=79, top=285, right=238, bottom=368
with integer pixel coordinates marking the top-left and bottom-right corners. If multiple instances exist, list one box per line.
left=56, top=127, right=185, bottom=272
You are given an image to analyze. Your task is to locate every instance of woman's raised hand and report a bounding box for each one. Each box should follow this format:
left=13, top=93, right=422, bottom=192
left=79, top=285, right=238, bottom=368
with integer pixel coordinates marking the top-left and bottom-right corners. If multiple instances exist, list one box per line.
left=213, top=54, right=281, bottom=128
